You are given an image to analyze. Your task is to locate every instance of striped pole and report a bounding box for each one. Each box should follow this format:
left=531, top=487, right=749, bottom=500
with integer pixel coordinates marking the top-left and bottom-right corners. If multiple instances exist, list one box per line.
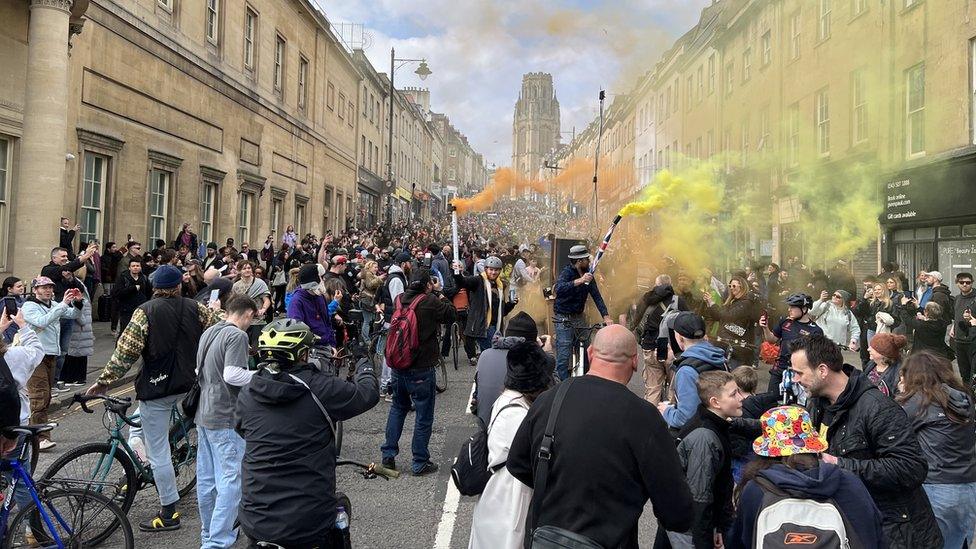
left=590, top=214, right=622, bottom=277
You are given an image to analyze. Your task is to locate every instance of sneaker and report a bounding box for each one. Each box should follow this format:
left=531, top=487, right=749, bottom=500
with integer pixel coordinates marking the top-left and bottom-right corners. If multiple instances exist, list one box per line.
left=468, top=357, right=478, bottom=366
left=56, top=381, right=66, bottom=391
left=383, top=394, right=393, bottom=403
left=38, top=440, right=57, bottom=452
left=66, top=382, right=85, bottom=387
left=413, top=462, right=439, bottom=476
left=381, top=457, right=397, bottom=471
left=138, top=511, right=181, bottom=532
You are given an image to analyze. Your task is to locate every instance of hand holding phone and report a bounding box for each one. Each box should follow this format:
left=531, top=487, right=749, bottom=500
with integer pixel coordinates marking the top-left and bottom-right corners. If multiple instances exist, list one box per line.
left=209, top=289, right=220, bottom=304
left=3, top=297, right=17, bottom=317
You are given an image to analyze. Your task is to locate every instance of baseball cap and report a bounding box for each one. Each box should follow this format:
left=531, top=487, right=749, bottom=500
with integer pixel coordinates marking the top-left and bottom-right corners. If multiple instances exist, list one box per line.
left=668, top=311, right=707, bottom=339
left=394, top=252, right=413, bottom=264
left=32, top=276, right=55, bottom=289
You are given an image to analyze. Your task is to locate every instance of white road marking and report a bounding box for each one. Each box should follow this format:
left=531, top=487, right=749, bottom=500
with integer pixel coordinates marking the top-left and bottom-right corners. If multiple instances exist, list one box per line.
left=465, top=382, right=476, bottom=416
left=433, top=475, right=462, bottom=549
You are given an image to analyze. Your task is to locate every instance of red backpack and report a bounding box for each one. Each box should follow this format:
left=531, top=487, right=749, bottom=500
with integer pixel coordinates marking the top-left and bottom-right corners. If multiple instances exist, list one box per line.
left=384, top=294, right=426, bottom=370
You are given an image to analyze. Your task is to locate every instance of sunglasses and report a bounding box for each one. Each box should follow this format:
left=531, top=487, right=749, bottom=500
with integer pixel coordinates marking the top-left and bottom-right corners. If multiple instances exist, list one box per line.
left=959, top=280, right=974, bottom=285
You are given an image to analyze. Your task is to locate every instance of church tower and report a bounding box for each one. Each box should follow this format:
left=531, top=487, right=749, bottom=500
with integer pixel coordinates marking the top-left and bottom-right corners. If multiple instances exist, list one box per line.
left=512, top=73, right=560, bottom=180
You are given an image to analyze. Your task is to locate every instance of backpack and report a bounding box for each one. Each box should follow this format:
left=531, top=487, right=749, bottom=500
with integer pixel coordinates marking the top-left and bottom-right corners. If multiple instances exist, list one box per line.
left=450, top=402, right=524, bottom=496
left=752, top=476, right=864, bottom=549
left=0, top=355, right=21, bottom=429
left=657, top=295, right=681, bottom=343
left=384, top=294, right=426, bottom=370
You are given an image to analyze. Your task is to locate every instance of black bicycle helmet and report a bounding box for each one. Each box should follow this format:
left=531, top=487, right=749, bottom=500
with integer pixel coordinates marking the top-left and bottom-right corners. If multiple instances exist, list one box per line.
left=785, top=293, right=813, bottom=310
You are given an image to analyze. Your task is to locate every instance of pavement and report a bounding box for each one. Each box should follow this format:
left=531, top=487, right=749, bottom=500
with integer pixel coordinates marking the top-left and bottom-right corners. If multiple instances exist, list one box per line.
left=35, top=319, right=866, bottom=548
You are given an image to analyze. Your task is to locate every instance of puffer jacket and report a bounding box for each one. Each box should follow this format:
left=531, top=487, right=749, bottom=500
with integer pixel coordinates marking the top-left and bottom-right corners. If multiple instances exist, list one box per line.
left=67, top=292, right=94, bottom=357
left=703, top=294, right=761, bottom=364
left=806, top=365, right=942, bottom=549
left=900, top=385, right=976, bottom=485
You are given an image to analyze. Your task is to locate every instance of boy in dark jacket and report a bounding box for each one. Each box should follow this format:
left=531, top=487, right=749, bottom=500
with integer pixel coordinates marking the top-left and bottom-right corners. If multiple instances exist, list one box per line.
left=729, top=366, right=779, bottom=483
left=657, top=370, right=743, bottom=549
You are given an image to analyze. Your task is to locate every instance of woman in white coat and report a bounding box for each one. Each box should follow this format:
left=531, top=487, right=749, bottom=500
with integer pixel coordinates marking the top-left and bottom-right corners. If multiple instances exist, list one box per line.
left=469, top=341, right=554, bottom=549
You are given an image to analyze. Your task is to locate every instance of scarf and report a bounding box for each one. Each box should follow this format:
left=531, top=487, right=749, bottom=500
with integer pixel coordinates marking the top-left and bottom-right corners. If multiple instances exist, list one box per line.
left=482, top=272, right=505, bottom=335
left=180, top=231, right=193, bottom=248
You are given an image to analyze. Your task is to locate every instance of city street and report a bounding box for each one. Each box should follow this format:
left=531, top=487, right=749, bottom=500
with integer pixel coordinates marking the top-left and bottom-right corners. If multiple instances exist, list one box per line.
left=37, top=323, right=670, bottom=548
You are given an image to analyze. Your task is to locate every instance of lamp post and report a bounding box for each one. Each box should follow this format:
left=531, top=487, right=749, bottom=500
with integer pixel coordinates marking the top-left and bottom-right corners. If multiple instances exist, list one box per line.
left=385, top=47, right=431, bottom=225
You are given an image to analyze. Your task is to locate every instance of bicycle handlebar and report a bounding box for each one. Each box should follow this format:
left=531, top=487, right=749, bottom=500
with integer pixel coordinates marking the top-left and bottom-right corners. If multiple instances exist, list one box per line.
left=73, top=393, right=141, bottom=428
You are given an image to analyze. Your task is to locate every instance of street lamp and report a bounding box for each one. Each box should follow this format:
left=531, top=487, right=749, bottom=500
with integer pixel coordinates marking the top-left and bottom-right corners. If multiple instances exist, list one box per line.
left=385, top=47, right=432, bottom=225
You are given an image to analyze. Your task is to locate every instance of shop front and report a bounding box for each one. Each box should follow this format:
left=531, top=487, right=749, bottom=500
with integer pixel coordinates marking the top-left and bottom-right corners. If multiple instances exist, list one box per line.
left=357, top=167, right=384, bottom=228
left=881, top=151, right=976, bottom=283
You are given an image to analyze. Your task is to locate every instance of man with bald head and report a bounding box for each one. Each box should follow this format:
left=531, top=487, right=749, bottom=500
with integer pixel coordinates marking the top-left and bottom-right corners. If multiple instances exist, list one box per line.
left=507, top=325, right=694, bottom=548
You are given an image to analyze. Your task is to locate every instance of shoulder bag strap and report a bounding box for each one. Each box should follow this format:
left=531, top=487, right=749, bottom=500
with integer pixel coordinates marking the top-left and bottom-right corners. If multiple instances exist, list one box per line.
left=196, top=324, right=233, bottom=376
left=527, top=379, right=574, bottom=534
left=486, top=401, right=529, bottom=473
left=287, top=373, right=338, bottom=444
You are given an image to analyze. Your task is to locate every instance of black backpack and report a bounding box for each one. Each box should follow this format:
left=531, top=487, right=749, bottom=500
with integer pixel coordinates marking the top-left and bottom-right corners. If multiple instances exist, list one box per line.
left=0, top=355, right=21, bottom=429
left=451, top=402, right=524, bottom=496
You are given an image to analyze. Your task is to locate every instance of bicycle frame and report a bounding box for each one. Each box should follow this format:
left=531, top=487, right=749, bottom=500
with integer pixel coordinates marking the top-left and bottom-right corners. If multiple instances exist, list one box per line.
left=1, top=457, right=71, bottom=548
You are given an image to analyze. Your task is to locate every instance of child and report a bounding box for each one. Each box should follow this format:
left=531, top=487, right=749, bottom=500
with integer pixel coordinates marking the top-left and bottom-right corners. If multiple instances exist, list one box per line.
left=657, top=370, right=744, bottom=549
left=728, top=366, right=779, bottom=484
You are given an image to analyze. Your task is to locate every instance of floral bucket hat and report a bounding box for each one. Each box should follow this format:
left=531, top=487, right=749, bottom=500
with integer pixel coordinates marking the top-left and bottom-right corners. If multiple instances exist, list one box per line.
left=753, top=405, right=828, bottom=457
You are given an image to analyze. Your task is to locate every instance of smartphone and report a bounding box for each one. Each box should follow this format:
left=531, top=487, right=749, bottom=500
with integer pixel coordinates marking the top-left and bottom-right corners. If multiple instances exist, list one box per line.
left=3, top=297, right=16, bottom=317
left=209, top=289, right=220, bottom=303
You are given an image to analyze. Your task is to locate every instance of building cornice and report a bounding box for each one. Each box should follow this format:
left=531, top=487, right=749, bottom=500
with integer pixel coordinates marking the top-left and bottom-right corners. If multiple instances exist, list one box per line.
left=29, top=0, right=73, bottom=13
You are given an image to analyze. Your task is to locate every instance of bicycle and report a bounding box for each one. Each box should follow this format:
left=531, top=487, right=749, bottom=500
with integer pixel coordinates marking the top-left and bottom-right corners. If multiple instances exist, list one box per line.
left=40, top=394, right=197, bottom=525
left=0, top=423, right=134, bottom=548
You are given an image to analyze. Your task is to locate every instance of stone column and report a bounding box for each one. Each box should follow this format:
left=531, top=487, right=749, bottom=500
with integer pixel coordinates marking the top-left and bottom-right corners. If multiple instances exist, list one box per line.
left=11, top=0, right=74, bottom=278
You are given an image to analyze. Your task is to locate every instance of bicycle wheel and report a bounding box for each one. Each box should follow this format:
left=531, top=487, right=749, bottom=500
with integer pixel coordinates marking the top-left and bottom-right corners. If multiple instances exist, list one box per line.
left=169, top=420, right=198, bottom=498
left=435, top=360, right=448, bottom=393
left=451, top=323, right=460, bottom=371
left=40, top=441, right=139, bottom=514
left=6, top=487, right=135, bottom=549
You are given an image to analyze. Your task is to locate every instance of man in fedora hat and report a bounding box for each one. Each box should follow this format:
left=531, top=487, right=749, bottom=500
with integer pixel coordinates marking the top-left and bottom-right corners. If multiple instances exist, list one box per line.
left=552, top=244, right=612, bottom=380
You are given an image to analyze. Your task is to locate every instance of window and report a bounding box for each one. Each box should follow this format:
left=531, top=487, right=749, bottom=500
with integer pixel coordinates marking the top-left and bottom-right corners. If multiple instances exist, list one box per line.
left=360, top=135, right=366, bottom=163
left=298, top=56, right=308, bottom=111
left=696, top=65, right=703, bottom=101
left=273, top=34, right=285, bottom=93
left=906, top=63, right=925, bottom=157
left=761, top=31, right=771, bottom=66
left=348, top=101, right=354, bottom=127
left=158, top=0, right=173, bottom=12
left=819, top=0, right=831, bottom=41
left=741, top=120, right=750, bottom=165
left=686, top=76, right=693, bottom=111
left=148, top=169, right=170, bottom=245
left=665, top=85, right=672, bottom=116
left=243, top=8, right=256, bottom=70
left=327, top=82, right=335, bottom=110
left=80, top=153, right=107, bottom=244
left=294, top=200, right=306, bottom=236
left=449, top=146, right=457, bottom=158
left=725, top=62, right=734, bottom=96
left=205, top=0, right=219, bottom=44
left=238, top=192, right=253, bottom=244
left=788, top=102, right=800, bottom=166
left=338, top=92, right=346, bottom=119
left=707, top=54, right=716, bottom=94
left=448, top=168, right=456, bottom=181
left=270, top=196, right=283, bottom=238
left=0, top=138, right=9, bottom=269
left=816, top=88, right=830, bottom=156
left=904, top=0, right=920, bottom=8
left=742, top=48, right=752, bottom=81
left=852, top=0, right=867, bottom=16
left=323, top=188, right=333, bottom=232
left=852, top=69, right=867, bottom=144
left=790, top=13, right=801, bottom=60
left=200, top=182, right=217, bottom=245
left=971, top=39, right=976, bottom=145
left=695, top=137, right=702, bottom=159
left=363, top=86, right=369, bottom=119
left=672, top=83, right=679, bottom=113
left=707, top=130, right=714, bottom=157
left=759, top=108, right=770, bottom=152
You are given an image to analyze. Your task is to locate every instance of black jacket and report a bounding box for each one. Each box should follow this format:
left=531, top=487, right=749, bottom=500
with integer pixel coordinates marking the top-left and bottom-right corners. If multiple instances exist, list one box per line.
left=235, top=363, right=378, bottom=546
left=454, top=273, right=515, bottom=339
left=929, top=284, right=954, bottom=322
left=806, top=365, right=942, bottom=548
left=135, top=296, right=203, bottom=400
left=114, top=273, right=151, bottom=314
left=853, top=298, right=899, bottom=332
left=898, top=309, right=952, bottom=358
left=901, top=387, right=976, bottom=485
left=952, top=290, right=976, bottom=343
left=635, top=284, right=688, bottom=350
left=59, top=227, right=76, bottom=258
left=703, top=294, right=760, bottom=364
left=41, top=260, right=85, bottom=301
left=399, top=287, right=456, bottom=370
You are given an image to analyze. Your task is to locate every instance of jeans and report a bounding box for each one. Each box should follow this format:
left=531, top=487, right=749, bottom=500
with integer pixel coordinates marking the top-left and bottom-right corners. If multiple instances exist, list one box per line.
left=361, top=310, right=375, bottom=343
left=197, top=426, right=245, bottom=549
left=2, top=435, right=33, bottom=511
left=923, top=482, right=976, bottom=549
left=554, top=314, right=585, bottom=380
left=378, top=328, right=391, bottom=391
left=381, top=368, right=436, bottom=472
left=476, top=326, right=497, bottom=355
left=54, top=318, right=74, bottom=386
left=139, top=394, right=183, bottom=507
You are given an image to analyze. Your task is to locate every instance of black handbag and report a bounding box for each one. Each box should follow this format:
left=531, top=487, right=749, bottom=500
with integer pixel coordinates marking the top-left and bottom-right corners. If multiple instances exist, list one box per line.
left=528, top=379, right=604, bottom=549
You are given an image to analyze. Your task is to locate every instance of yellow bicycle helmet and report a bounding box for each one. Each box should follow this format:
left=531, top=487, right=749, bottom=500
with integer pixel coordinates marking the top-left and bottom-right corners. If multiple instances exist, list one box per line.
left=258, top=318, right=317, bottom=363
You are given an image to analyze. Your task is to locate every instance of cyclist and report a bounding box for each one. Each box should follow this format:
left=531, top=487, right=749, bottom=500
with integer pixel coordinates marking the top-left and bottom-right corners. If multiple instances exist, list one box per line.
left=761, top=293, right=823, bottom=401
left=235, top=319, right=379, bottom=548
left=551, top=245, right=613, bottom=380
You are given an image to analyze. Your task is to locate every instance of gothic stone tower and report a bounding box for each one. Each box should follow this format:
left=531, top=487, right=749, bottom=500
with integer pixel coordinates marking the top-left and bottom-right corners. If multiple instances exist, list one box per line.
left=512, top=73, right=560, bottom=181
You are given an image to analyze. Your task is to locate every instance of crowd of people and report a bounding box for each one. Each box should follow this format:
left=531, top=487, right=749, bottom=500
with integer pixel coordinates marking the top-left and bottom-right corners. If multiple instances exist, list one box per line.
left=0, top=209, right=974, bottom=549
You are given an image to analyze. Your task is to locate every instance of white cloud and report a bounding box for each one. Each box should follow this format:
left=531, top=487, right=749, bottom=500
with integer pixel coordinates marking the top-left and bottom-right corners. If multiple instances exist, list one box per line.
left=318, top=0, right=711, bottom=166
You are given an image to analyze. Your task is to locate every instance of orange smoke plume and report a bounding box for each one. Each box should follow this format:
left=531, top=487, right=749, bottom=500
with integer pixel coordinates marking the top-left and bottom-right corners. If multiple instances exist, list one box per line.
left=452, top=167, right=548, bottom=215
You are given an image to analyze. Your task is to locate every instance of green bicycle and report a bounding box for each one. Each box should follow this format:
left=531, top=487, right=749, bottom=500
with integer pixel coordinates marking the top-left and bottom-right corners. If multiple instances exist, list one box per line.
left=39, top=394, right=197, bottom=525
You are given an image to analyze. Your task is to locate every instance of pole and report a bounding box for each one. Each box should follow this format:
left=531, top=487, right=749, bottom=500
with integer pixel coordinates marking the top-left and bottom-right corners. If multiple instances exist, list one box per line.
left=387, top=47, right=395, bottom=225
left=451, top=207, right=460, bottom=274
left=592, top=90, right=606, bottom=236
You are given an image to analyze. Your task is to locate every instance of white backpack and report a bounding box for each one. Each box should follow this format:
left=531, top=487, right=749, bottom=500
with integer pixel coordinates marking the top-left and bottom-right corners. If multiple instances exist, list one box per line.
left=753, top=476, right=861, bottom=549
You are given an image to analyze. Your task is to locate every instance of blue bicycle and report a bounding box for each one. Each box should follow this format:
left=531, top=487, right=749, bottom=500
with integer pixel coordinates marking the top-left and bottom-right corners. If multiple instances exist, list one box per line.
left=0, top=423, right=134, bottom=548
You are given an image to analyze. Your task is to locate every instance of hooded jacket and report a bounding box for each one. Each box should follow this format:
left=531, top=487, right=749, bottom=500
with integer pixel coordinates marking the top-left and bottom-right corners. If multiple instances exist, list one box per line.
left=235, top=362, right=378, bottom=545
left=662, top=341, right=727, bottom=430
left=900, top=385, right=976, bottom=484
left=726, top=464, right=884, bottom=549
left=806, top=365, right=942, bottom=548
left=285, top=288, right=337, bottom=348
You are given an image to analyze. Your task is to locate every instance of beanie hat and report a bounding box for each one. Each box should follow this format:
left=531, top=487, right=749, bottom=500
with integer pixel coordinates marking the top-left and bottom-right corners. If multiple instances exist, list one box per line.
left=505, top=311, right=538, bottom=341
left=869, top=333, right=908, bottom=361
left=753, top=405, right=828, bottom=457
left=834, top=289, right=851, bottom=302
left=298, top=264, right=320, bottom=290
left=505, top=341, right=553, bottom=394
left=152, top=265, right=182, bottom=289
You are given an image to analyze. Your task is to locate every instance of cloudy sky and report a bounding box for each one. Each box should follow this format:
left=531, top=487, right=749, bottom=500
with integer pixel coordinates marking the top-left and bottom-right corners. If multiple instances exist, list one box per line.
left=317, top=0, right=712, bottom=167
